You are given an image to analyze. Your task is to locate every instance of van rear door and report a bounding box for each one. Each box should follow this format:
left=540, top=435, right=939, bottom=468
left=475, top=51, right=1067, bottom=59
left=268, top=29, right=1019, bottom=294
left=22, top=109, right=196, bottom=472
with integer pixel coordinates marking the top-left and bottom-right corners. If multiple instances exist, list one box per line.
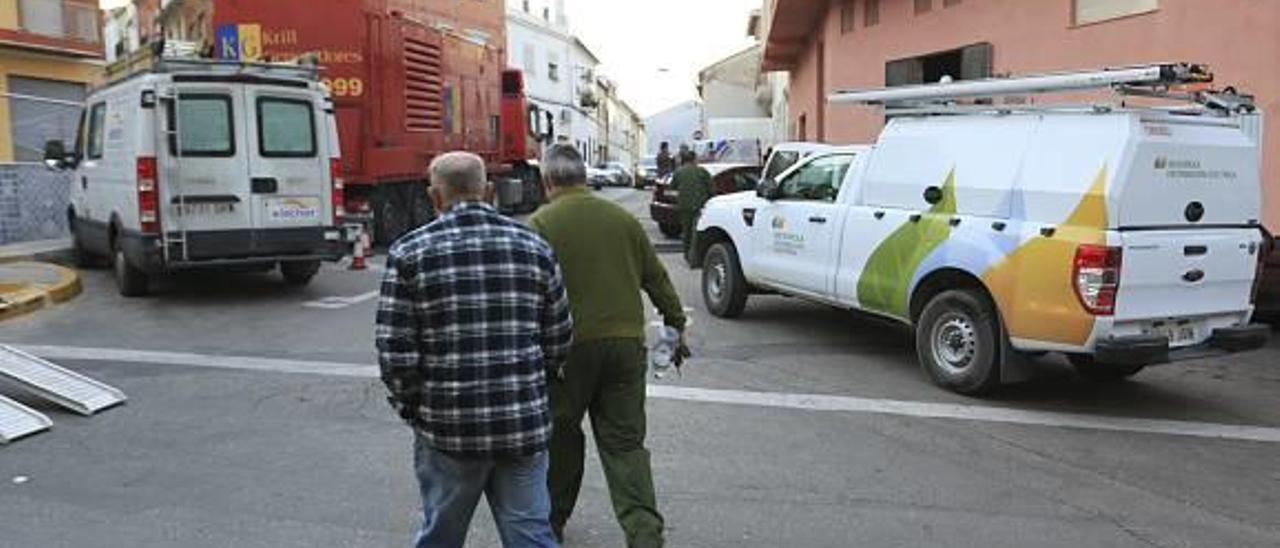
left=245, top=88, right=330, bottom=230
left=162, top=87, right=252, bottom=233
left=1113, top=114, right=1264, bottom=323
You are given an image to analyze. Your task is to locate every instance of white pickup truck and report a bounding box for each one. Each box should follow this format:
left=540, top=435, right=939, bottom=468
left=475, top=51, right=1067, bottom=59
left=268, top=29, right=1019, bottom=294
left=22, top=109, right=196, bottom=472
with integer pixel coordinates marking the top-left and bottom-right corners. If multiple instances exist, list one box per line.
left=693, top=64, right=1271, bottom=394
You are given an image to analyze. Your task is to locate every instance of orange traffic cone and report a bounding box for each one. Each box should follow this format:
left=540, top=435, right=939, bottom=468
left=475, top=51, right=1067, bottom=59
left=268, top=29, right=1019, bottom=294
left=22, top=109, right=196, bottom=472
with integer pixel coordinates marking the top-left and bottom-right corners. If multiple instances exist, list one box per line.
left=350, top=228, right=369, bottom=271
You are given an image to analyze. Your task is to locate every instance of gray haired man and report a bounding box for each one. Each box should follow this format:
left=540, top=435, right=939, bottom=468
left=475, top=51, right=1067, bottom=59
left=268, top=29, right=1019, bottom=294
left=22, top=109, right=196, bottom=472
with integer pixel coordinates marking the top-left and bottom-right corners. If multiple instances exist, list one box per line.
left=376, top=151, right=573, bottom=547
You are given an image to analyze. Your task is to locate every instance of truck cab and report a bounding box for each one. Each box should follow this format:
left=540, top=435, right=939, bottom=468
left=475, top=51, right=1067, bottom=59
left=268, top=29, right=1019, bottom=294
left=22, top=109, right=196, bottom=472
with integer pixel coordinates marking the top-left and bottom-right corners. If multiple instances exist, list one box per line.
left=47, top=59, right=347, bottom=297
left=694, top=64, right=1271, bottom=394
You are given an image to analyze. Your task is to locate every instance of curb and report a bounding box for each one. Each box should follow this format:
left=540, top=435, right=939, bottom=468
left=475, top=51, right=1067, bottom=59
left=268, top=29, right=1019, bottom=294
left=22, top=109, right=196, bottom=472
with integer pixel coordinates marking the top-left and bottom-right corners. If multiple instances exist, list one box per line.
left=0, top=263, right=82, bottom=322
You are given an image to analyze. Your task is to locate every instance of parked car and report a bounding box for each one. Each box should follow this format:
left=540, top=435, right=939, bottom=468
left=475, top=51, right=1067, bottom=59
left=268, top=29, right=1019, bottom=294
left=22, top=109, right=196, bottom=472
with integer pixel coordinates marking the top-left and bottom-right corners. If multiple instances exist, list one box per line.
left=694, top=80, right=1270, bottom=395
left=588, top=166, right=612, bottom=190
left=762, top=141, right=834, bottom=182
left=637, top=156, right=659, bottom=189
left=45, top=59, right=348, bottom=297
left=650, top=163, right=760, bottom=239
left=598, top=161, right=634, bottom=187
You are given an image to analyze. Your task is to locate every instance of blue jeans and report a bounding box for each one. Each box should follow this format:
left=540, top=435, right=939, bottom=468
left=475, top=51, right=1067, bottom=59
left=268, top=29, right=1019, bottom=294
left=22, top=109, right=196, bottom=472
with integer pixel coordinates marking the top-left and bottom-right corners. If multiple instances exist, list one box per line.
left=413, top=435, right=560, bottom=548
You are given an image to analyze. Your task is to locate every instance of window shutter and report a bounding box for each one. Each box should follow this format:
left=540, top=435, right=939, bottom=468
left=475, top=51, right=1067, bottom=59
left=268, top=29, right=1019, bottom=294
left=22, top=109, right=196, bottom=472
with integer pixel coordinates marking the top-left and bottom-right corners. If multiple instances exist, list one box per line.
left=1075, top=0, right=1157, bottom=25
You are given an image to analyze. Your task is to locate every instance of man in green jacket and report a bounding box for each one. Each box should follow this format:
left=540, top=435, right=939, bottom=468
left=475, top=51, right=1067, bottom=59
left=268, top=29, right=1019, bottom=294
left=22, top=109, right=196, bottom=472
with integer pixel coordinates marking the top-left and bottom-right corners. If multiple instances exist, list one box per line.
left=670, top=150, right=712, bottom=262
left=530, top=144, right=688, bottom=548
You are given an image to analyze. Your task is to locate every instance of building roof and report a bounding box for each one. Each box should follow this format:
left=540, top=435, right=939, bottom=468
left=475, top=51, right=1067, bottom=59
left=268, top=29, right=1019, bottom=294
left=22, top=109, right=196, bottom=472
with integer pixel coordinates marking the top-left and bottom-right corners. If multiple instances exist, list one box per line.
left=761, top=0, right=827, bottom=71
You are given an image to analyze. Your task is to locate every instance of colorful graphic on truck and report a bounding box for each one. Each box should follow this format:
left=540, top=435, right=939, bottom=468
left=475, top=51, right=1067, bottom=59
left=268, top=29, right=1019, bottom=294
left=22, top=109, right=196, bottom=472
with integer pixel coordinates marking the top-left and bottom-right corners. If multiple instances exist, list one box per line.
left=856, top=170, right=957, bottom=318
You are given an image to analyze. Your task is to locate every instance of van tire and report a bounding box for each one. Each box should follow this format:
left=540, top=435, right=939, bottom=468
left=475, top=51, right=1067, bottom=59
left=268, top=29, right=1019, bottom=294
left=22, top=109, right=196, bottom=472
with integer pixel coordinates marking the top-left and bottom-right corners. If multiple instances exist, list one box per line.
left=1068, top=355, right=1146, bottom=381
left=703, top=242, right=749, bottom=318
left=281, top=261, right=321, bottom=287
left=71, top=221, right=105, bottom=268
left=112, top=245, right=150, bottom=297
left=916, top=289, right=1001, bottom=395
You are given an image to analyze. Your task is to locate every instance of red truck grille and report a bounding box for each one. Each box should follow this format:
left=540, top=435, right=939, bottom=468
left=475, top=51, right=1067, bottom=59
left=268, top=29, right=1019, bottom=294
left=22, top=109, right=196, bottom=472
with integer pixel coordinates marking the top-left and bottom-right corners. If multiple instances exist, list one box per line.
left=404, top=36, right=444, bottom=132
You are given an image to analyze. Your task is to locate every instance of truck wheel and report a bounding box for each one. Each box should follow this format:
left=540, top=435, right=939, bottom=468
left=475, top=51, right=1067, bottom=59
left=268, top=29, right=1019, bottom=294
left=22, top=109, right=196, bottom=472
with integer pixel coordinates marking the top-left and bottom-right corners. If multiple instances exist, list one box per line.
left=281, top=261, right=321, bottom=287
left=659, top=223, right=682, bottom=239
left=916, top=289, right=1001, bottom=395
left=1068, top=355, right=1146, bottom=381
left=112, top=243, right=149, bottom=297
left=703, top=242, right=749, bottom=318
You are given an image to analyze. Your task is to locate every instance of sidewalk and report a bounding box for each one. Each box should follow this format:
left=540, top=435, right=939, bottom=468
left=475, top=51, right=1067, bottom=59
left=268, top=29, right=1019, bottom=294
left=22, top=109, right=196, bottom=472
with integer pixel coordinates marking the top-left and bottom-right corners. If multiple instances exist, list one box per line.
left=0, top=239, right=80, bottom=321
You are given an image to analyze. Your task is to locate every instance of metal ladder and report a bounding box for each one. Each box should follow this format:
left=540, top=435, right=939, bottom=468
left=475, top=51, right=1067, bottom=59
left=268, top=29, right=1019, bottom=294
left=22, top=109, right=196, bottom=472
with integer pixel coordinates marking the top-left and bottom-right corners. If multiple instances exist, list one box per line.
left=0, top=394, right=51, bottom=444
left=160, top=86, right=189, bottom=263
left=0, top=344, right=126, bottom=444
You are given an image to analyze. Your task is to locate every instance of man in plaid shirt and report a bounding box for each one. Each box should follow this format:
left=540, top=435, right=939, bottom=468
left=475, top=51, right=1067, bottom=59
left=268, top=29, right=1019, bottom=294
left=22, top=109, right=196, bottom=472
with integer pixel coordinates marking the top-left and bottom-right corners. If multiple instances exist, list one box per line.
left=376, top=151, right=573, bottom=548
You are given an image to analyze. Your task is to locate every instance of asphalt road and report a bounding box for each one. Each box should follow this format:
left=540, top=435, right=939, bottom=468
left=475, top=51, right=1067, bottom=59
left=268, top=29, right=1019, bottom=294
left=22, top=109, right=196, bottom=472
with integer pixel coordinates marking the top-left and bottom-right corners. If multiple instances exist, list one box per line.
left=2, top=188, right=1279, bottom=547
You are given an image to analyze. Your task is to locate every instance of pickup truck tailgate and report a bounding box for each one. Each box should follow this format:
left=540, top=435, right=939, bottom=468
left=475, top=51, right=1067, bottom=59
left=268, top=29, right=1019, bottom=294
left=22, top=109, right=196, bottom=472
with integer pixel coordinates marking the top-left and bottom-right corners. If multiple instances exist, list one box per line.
left=1116, top=229, right=1262, bottom=320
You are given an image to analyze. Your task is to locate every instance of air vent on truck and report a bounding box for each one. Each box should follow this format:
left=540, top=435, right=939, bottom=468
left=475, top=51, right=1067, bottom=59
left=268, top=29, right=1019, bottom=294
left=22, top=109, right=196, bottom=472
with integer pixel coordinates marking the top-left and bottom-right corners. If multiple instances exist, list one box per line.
left=404, top=36, right=444, bottom=132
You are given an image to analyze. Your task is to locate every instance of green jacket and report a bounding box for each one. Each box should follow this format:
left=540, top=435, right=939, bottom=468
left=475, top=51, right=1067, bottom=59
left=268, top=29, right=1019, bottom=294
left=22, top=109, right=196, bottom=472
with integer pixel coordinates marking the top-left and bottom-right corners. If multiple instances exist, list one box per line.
left=673, top=164, right=713, bottom=215
left=530, top=187, right=687, bottom=342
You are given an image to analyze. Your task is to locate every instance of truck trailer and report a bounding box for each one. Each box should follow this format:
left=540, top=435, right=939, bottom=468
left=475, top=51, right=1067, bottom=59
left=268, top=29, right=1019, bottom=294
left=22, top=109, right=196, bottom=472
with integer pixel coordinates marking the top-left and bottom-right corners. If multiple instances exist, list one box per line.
left=208, top=0, right=542, bottom=242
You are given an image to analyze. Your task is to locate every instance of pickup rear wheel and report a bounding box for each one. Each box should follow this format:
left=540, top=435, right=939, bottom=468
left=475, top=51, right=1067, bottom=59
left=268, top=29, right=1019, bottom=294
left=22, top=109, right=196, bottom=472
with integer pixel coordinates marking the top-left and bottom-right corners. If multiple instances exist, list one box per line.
left=658, top=223, right=682, bottom=239
left=916, top=289, right=1000, bottom=395
left=1068, top=355, right=1146, bottom=381
left=703, top=242, right=749, bottom=318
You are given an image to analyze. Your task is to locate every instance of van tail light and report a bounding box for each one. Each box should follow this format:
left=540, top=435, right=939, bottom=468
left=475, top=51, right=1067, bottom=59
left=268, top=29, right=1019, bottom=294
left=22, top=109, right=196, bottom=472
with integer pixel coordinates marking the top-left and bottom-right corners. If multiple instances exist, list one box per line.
left=330, top=158, right=345, bottom=225
left=1073, top=244, right=1123, bottom=316
left=136, top=156, right=160, bottom=234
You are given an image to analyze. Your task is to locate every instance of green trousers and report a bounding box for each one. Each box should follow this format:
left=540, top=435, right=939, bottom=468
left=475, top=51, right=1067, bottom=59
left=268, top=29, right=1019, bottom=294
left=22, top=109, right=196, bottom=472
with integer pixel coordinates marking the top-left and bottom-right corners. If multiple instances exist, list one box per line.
left=548, top=338, right=664, bottom=548
left=680, top=210, right=699, bottom=265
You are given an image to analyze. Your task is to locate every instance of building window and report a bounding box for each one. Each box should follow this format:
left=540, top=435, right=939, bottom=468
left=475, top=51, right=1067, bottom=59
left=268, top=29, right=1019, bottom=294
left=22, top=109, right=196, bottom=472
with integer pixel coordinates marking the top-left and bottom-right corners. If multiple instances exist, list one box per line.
left=522, top=0, right=529, bottom=13
left=865, top=0, right=879, bottom=26
left=797, top=114, right=807, bottom=141
left=840, top=0, right=857, bottom=34
left=885, top=43, right=992, bottom=87
left=1074, top=0, right=1158, bottom=25
left=5, top=76, right=87, bottom=162
left=522, top=44, right=537, bottom=78
left=548, top=61, right=560, bottom=82
left=914, top=0, right=932, bottom=14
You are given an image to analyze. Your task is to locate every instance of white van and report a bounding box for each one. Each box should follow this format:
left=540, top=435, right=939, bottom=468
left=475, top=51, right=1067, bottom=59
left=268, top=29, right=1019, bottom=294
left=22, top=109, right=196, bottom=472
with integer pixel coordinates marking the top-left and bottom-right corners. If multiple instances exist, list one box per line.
left=693, top=64, right=1271, bottom=394
left=45, top=59, right=347, bottom=296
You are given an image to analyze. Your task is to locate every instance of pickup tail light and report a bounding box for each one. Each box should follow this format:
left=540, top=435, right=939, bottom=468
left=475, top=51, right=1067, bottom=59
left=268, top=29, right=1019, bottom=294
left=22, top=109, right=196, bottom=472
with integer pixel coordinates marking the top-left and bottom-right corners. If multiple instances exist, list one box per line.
left=1074, top=244, right=1122, bottom=316
left=136, top=156, right=160, bottom=234
left=330, top=158, right=345, bottom=225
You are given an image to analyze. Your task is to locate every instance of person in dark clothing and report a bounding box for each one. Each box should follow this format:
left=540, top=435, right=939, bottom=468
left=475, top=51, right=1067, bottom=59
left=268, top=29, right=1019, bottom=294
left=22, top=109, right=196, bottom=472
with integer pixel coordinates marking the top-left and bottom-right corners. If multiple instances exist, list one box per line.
left=531, top=145, right=688, bottom=548
left=655, top=142, right=676, bottom=178
left=670, top=150, right=712, bottom=263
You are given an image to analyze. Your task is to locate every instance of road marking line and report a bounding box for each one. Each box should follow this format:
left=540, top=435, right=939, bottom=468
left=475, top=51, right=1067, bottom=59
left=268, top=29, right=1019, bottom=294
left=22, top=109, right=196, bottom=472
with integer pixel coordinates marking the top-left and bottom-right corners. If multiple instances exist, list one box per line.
left=303, top=290, right=380, bottom=310
left=14, top=344, right=1280, bottom=444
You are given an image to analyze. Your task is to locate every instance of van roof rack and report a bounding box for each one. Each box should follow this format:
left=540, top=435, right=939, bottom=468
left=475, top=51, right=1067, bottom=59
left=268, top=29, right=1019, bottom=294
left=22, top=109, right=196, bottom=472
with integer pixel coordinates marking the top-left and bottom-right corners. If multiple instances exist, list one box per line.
left=152, top=56, right=322, bottom=82
left=828, top=63, right=1255, bottom=115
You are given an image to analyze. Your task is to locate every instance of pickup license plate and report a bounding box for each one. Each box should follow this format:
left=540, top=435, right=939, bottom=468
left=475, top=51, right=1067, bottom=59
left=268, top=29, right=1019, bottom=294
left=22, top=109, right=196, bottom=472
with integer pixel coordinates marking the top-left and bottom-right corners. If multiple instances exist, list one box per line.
left=267, top=197, right=321, bottom=222
left=1147, top=323, right=1197, bottom=346
left=175, top=202, right=234, bottom=216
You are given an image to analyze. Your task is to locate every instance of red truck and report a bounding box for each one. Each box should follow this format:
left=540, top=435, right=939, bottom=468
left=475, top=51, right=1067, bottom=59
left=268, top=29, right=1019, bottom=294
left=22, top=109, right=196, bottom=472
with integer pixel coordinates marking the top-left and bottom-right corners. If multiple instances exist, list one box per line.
left=209, top=0, right=542, bottom=242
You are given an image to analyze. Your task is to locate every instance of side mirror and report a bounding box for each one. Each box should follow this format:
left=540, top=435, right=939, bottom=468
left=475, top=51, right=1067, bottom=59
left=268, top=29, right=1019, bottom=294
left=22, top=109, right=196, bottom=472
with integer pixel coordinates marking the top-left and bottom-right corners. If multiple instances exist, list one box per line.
left=43, top=140, right=72, bottom=170
left=757, top=178, right=781, bottom=200
left=923, top=185, right=943, bottom=205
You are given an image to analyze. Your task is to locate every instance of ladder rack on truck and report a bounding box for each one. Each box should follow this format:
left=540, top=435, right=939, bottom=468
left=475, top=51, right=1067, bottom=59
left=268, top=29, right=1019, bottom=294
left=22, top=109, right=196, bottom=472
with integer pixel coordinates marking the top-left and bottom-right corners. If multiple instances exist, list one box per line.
left=828, top=62, right=1255, bottom=116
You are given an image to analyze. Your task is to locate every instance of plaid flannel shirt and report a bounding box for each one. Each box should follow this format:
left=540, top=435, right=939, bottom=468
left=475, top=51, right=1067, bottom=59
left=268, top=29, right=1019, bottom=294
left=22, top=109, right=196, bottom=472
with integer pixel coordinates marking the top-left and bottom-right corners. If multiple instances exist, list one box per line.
left=376, top=201, right=574, bottom=458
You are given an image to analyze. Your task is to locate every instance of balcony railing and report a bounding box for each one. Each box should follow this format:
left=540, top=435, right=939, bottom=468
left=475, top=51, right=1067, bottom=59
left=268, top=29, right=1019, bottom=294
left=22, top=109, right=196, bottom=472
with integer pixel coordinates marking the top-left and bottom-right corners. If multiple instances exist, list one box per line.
left=18, top=0, right=100, bottom=44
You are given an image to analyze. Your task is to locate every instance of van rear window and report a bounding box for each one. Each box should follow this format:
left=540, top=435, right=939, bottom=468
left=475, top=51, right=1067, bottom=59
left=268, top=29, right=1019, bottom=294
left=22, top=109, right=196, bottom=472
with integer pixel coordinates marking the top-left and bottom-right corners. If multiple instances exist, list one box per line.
left=257, top=98, right=316, bottom=158
left=168, top=95, right=234, bottom=157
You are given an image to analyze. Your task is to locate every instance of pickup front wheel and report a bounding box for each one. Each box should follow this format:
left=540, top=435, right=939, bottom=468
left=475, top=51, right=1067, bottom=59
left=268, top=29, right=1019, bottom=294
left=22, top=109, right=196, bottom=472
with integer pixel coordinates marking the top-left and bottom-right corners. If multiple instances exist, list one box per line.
left=703, top=242, right=749, bottom=318
left=916, top=289, right=1000, bottom=395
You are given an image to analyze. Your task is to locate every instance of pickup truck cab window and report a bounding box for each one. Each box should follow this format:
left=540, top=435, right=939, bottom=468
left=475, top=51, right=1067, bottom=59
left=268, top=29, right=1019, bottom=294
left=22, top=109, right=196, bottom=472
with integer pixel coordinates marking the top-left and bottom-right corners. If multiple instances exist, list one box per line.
left=778, top=154, right=855, bottom=202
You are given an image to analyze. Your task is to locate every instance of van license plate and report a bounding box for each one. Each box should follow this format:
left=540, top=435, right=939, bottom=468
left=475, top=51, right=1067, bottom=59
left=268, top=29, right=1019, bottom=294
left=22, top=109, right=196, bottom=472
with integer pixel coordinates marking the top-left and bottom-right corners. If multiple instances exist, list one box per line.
left=176, top=202, right=234, bottom=216
left=267, top=197, right=321, bottom=221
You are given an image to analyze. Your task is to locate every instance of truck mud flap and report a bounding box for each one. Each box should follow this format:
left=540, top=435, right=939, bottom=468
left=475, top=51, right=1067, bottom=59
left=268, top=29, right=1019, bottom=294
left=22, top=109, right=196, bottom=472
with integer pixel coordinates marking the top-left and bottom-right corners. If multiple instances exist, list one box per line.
left=0, top=345, right=127, bottom=416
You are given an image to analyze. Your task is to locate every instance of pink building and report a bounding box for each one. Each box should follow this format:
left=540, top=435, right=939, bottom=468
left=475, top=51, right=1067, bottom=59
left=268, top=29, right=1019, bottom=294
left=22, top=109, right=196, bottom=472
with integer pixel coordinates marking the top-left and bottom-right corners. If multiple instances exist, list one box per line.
left=762, top=0, right=1280, bottom=227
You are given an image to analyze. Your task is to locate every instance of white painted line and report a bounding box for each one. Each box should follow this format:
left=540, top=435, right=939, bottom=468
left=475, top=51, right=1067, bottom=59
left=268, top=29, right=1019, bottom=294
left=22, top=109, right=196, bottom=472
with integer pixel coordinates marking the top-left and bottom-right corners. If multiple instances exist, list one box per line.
left=14, top=344, right=1280, bottom=444
left=303, top=290, right=380, bottom=310
left=647, top=385, right=1280, bottom=444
